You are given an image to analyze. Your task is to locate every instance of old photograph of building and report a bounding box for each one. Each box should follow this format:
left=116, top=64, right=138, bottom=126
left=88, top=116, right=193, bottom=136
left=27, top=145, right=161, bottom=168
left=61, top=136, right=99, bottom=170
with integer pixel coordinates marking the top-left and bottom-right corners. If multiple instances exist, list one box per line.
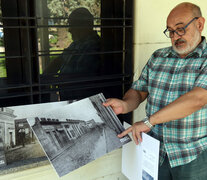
left=0, top=100, right=71, bottom=174
left=27, top=93, right=131, bottom=177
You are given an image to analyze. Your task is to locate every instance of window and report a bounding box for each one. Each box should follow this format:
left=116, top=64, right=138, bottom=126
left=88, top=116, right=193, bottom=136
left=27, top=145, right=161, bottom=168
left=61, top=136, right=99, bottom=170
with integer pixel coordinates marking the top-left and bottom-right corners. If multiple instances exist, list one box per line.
left=0, top=0, right=133, bottom=123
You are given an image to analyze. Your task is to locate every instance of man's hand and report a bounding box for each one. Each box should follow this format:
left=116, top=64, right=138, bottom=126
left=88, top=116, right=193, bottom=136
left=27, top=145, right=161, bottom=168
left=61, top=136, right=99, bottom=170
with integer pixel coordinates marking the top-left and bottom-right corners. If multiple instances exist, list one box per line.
left=103, top=98, right=128, bottom=115
left=118, top=121, right=151, bottom=145
left=103, top=89, right=148, bottom=115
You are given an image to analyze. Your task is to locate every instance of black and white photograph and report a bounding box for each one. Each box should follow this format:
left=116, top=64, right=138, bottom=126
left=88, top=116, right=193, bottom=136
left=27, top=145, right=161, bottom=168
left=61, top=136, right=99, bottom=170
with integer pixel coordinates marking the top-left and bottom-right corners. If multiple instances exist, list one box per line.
left=0, top=100, right=71, bottom=174
left=27, top=93, right=131, bottom=177
left=0, top=136, right=6, bottom=168
left=142, top=169, right=154, bottom=180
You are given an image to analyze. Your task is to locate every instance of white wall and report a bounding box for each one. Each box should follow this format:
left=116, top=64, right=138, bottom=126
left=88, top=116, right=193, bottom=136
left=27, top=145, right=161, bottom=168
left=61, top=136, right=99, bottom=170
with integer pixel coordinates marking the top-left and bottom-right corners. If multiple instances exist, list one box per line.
left=133, top=0, right=207, bottom=122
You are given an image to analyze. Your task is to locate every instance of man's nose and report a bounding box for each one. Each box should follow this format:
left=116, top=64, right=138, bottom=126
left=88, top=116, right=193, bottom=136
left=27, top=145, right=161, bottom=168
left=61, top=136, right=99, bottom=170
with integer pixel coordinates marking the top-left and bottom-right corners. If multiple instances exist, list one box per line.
left=172, top=32, right=182, bottom=40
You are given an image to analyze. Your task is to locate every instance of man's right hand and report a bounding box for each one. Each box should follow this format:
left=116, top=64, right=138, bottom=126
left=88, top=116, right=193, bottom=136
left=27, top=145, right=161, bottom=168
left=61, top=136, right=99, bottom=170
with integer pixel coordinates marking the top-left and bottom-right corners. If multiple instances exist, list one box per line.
left=103, top=89, right=148, bottom=115
left=103, top=98, right=128, bottom=115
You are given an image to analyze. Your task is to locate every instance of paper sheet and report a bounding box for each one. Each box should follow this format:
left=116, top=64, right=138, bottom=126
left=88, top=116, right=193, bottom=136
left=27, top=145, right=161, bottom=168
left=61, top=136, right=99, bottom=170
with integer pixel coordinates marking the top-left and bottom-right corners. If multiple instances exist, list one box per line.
left=122, top=122, right=160, bottom=180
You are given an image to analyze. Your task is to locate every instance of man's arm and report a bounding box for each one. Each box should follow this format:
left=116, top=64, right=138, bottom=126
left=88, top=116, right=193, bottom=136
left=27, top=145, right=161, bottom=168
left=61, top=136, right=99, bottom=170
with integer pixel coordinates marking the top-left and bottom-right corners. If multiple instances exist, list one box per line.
left=122, top=88, right=148, bottom=113
left=103, top=88, right=148, bottom=115
left=119, top=87, right=207, bottom=144
left=149, top=87, right=207, bottom=125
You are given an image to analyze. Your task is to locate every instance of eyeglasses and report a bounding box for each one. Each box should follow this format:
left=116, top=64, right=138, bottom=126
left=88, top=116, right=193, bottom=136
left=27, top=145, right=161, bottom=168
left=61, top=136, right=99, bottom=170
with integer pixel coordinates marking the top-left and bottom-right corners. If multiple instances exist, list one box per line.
left=163, top=17, right=199, bottom=38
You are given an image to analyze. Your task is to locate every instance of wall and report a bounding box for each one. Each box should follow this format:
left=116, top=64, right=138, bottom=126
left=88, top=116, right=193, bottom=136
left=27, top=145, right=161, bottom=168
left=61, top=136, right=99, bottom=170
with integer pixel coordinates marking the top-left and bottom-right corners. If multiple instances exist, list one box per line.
left=0, top=149, right=127, bottom=180
left=133, top=0, right=207, bottom=122
left=1, top=0, right=207, bottom=179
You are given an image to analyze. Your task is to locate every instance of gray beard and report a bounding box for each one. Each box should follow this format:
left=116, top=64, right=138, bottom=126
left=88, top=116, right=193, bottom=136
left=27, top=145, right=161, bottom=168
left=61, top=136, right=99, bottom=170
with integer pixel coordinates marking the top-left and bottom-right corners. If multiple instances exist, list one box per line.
left=172, top=31, right=200, bottom=56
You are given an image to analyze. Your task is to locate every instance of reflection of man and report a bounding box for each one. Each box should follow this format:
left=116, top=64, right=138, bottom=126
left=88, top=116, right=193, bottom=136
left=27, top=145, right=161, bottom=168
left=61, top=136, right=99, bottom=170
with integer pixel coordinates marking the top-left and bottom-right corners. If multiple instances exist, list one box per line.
left=44, top=7, right=101, bottom=75
left=104, top=2, right=207, bottom=180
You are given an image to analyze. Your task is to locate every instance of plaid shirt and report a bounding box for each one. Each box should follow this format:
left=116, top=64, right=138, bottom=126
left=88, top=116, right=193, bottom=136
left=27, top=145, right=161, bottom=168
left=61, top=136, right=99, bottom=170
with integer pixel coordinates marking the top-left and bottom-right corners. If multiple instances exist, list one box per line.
left=132, top=37, right=207, bottom=168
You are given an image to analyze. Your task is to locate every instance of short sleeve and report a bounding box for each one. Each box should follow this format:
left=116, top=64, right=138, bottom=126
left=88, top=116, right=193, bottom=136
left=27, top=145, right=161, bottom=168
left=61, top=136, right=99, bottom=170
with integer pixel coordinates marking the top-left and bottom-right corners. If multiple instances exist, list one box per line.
left=194, top=60, right=207, bottom=90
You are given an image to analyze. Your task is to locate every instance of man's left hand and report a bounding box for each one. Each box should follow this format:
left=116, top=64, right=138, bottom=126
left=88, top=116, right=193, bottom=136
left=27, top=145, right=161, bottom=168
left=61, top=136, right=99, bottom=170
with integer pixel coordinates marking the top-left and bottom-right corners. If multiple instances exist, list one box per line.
left=118, top=121, right=151, bottom=145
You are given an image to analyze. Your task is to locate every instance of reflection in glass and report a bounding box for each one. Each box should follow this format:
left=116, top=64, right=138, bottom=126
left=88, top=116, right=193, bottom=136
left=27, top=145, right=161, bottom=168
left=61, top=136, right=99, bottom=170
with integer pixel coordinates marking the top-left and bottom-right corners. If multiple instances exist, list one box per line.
left=0, top=3, right=6, bottom=99
left=36, top=3, right=102, bottom=101
left=37, top=0, right=101, bottom=75
left=0, top=17, right=6, bottom=78
left=44, top=7, right=101, bottom=76
left=0, top=0, right=133, bottom=109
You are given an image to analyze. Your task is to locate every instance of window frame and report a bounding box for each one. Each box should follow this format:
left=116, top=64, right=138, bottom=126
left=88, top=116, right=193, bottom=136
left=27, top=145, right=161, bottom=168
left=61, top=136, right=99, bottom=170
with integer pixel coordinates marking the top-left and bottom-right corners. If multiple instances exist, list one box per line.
left=0, top=0, right=133, bottom=122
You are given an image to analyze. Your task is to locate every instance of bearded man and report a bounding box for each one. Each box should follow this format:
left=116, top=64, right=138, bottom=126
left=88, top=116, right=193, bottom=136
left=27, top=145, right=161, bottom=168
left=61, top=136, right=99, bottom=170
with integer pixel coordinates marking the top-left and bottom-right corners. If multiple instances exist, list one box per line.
left=104, top=2, right=207, bottom=180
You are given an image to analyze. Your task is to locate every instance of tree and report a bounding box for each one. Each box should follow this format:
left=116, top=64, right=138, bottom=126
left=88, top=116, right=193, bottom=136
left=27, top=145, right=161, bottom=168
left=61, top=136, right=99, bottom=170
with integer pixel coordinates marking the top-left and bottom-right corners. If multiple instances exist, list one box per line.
left=47, top=0, right=101, bottom=49
left=47, top=0, right=101, bottom=25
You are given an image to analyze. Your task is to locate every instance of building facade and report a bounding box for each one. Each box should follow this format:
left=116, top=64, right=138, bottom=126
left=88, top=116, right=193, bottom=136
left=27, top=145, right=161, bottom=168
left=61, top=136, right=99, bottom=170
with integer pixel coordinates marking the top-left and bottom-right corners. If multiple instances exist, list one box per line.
left=15, top=119, right=35, bottom=146
left=0, top=108, right=16, bottom=149
left=33, top=117, right=96, bottom=160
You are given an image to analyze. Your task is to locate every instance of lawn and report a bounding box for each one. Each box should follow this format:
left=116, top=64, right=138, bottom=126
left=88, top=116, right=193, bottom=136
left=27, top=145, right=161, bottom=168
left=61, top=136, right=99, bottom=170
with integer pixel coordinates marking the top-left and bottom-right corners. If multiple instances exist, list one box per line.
left=0, top=54, right=6, bottom=78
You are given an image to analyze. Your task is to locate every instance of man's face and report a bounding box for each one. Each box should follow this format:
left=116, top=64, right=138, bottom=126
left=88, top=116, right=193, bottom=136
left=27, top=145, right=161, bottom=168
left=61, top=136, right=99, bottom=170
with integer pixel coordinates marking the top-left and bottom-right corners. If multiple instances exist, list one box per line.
left=167, top=13, right=201, bottom=57
left=69, top=20, right=92, bottom=41
left=69, top=27, right=82, bottom=41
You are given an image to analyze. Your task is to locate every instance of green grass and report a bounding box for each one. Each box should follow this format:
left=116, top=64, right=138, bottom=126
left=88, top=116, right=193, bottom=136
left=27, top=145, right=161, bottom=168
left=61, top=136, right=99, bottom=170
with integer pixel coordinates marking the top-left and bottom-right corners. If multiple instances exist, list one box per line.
left=0, top=54, right=6, bottom=78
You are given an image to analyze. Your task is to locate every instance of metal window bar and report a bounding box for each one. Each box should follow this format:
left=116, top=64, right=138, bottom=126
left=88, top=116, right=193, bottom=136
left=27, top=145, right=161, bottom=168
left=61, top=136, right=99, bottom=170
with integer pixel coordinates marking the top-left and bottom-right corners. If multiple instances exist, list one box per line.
left=0, top=12, right=133, bottom=105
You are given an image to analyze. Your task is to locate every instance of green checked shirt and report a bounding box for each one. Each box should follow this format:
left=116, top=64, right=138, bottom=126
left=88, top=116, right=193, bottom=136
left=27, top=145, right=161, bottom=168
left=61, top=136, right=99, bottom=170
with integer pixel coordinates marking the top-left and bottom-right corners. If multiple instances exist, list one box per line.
left=132, top=37, right=207, bottom=168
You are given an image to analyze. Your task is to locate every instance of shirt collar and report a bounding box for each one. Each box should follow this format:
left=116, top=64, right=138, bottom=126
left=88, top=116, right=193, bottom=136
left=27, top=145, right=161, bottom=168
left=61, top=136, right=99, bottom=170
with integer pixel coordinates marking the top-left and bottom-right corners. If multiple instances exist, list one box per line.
left=164, top=36, right=206, bottom=58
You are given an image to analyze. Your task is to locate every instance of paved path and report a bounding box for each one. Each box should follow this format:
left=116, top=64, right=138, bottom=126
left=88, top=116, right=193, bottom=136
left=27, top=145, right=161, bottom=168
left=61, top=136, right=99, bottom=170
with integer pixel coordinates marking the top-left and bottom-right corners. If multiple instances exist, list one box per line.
left=51, top=124, right=122, bottom=177
left=5, top=142, right=45, bottom=163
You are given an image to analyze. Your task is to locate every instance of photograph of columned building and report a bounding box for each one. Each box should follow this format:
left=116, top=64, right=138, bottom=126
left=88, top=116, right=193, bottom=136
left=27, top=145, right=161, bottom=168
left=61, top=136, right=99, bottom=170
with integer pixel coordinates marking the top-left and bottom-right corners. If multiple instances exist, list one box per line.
left=0, top=107, right=16, bottom=167
left=27, top=93, right=131, bottom=177
left=0, top=107, right=46, bottom=170
left=32, top=117, right=96, bottom=160
left=0, top=100, right=70, bottom=173
left=0, top=137, right=6, bottom=168
left=15, top=119, right=35, bottom=147
left=0, top=108, right=16, bottom=150
left=89, top=95, right=127, bottom=134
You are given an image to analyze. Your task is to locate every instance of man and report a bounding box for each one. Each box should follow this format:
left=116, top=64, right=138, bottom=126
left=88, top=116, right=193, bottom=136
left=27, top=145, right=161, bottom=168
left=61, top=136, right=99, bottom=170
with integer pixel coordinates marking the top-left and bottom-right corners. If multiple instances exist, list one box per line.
left=44, top=7, right=101, bottom=75
left=44, top=8, right=101, bottom=100
left=103, top=2, right=207, bottom=179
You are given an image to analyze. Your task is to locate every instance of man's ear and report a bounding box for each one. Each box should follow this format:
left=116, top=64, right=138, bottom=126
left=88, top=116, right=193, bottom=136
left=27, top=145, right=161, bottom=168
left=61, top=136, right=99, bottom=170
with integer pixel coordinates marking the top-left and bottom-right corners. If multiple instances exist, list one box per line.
left=197, top=17, right=205, bottom=32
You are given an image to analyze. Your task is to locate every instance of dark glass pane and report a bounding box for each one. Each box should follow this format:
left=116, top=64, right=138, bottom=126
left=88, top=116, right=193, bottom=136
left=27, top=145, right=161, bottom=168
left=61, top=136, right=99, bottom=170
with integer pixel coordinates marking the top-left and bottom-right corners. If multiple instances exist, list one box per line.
left=0, top=0, right=133, bottom=118
left=37, top=0, right=101, bottom=76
